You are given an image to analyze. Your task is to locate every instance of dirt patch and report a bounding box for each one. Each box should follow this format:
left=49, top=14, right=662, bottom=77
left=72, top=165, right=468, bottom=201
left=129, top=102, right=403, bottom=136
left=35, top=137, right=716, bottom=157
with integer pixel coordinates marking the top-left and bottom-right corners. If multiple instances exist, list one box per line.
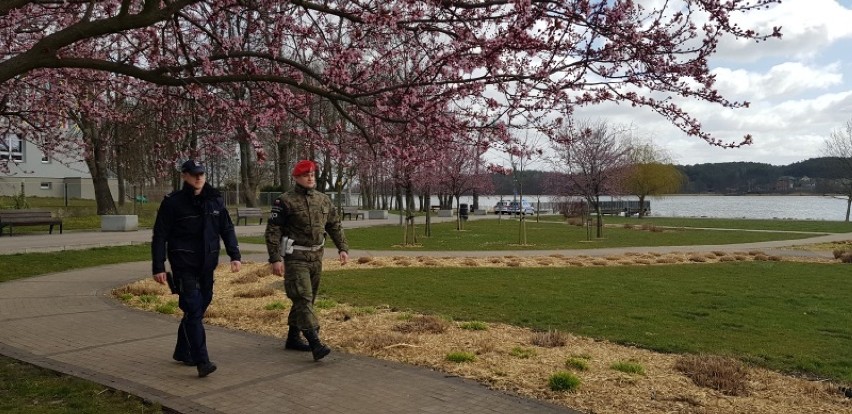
left=116, top=255, right=851, bottom=414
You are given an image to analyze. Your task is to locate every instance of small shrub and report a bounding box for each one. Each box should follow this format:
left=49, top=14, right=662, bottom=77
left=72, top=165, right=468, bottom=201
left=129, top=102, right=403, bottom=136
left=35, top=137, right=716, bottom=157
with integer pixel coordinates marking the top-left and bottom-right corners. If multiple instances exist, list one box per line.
left=567, top=260, right=585, bottom=266
left=353, top=306, right=376, bottom=315
left=509, top=347, right=536, bottom=359
left=718, top=256, right=735, bottom=262
left=753, top=254, right=769, bottom=261
left=489, top=258, right=503, bottom=264
left=395, top=259, right=412, bottom=266
left=138, top=294, right=160, bottom=304
left=747, top=250, right=763, bottom=256
left=832, top=249, right=847, bottom=259
left=611, top=361, right=645, bottom=375
left=841, top=252, right=852, bottom=263
left=688, top=255, right=707, bottom=263
left=531, top=330, right=567, bottom=348
left=656, top=257, right=677, bottom=264
left=675, top=355, right=749, bottom=396
left=461, top=259, right=479, bottom=267
left=315, top=299, right=338, bottom=309
left=118, top=293, right=134, bottom=302
left=394, top=315, right=449, bottom=334
left=617, top=260, right=634, bottom=265
left=734, top=255, right=748, bottom=261
left=548, top=371, right=581, bottom=392
left=459, top=321, right=488, bottom=331
left=155, top=301, right=178, bottom=315
left=591, top=260, right=608, bottom=266
left=234, top=287, right=275, bottom=298
left=506, top=261, right=521, bottom=267
left=565, top=357, right=589, bottom=371
left=712, top=251, right=727, bottom=257
left=264, top=301, right=287, bottom=311
left=634, top=259, right=652, bottom=265
left=357, top=256, right=374, bottom=264
left=768, top=255, right=782, bottom=261
left=446, top=351, right=476, bottom=363
left=622, top=223, right=634, bottom=229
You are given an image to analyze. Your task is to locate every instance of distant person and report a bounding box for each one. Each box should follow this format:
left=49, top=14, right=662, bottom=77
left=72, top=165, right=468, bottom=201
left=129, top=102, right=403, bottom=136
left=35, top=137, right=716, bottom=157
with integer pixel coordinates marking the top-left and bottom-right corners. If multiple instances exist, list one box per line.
left=264, top=160, right=349, bottom=361
left=151, top=159, right=242, bottom=378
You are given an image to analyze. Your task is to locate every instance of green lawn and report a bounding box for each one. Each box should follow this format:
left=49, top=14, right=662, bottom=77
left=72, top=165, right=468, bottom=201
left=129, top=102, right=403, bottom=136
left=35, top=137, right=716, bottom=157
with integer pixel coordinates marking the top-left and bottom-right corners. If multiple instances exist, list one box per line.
left=244, top=218, right=829, bottom=250
left=323, top=261, right=852, bottom=382
left=600, top=215, right=852, bottom=233
left=0, top=245, right=151, bottom=282
left=0, top=355, right=165, bottom=414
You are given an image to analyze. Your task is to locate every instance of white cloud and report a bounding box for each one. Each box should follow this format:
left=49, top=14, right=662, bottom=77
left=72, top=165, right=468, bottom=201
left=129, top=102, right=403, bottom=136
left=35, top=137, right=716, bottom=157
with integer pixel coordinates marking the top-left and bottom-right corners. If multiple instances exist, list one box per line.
left=717, top=0, right=852, bottom=61
left=713, top=62, right=843, bottom=100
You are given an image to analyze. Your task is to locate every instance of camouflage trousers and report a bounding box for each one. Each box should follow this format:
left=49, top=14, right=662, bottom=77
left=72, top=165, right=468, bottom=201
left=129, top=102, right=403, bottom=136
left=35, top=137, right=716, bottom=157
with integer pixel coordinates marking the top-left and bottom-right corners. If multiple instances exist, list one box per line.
left=283, top=258, right=322, bottom=330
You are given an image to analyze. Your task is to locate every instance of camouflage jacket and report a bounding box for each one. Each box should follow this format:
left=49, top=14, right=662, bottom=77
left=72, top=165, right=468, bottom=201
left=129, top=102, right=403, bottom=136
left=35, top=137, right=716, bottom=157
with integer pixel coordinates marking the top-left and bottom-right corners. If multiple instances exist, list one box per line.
left=264, top=184, right=348, bottom=262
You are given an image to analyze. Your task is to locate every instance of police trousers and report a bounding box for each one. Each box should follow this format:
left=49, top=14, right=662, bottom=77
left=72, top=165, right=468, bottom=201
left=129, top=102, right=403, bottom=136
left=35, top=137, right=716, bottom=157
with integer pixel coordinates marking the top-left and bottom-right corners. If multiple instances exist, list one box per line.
left=283, top=258, right=322, bottom=330
left=172, top=269, right=214, bottom=364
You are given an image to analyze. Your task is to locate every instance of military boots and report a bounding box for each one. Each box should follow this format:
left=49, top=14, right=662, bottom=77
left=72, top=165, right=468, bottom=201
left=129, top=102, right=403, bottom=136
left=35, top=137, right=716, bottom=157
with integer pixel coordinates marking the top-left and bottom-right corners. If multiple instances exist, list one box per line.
left=302, top=328, right=331, bottom=361
left=285, top=325, right=311, bottom=352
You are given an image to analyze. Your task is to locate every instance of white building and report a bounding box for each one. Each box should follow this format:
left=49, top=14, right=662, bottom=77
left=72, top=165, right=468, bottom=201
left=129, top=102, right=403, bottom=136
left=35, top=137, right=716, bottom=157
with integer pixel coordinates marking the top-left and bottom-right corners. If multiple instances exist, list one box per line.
left=0, top=134, right=118, bottom=200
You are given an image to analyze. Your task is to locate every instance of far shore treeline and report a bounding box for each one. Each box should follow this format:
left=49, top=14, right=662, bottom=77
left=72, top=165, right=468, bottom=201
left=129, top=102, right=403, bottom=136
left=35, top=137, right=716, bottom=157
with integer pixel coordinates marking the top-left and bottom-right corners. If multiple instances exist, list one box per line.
left=495, top=157, right=848, bottom=196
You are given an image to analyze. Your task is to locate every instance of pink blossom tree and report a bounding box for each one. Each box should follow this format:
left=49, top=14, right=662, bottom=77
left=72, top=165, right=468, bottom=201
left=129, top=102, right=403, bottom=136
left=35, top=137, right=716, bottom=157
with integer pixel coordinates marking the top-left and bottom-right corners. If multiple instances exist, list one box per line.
left=3, top=1, right=782, bottom=152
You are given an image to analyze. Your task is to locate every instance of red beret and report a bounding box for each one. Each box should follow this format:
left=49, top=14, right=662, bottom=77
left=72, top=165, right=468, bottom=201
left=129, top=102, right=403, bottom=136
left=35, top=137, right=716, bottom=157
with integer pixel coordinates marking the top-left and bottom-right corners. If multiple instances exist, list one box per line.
left=292, top=160, right=317, bottom=176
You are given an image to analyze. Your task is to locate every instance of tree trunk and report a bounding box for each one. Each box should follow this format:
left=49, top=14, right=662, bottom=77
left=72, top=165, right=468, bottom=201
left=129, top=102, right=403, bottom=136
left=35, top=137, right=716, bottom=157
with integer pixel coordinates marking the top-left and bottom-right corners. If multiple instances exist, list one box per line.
left=638, top=195, right=646, bottom=218
left=81, top=126, right=118, bottom=215
left=239, top=140, right=259, bottom=207
left=846, top=195, right=851, bottom=222
left=424, top=188, right=432, bottom=237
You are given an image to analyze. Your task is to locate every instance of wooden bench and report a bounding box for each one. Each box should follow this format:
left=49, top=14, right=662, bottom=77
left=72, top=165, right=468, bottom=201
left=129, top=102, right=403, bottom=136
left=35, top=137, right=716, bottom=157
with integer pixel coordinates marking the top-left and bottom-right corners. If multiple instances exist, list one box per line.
left=236, top=207, right=264, bottom=225
left=342, top=206, right=365, bottom=220
left=0, top=209, right=63, bottom=236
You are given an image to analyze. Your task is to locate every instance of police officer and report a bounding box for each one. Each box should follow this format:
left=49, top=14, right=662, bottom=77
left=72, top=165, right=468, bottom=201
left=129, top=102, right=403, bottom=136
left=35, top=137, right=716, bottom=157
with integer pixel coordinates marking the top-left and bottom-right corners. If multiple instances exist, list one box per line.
left=265, top=160, right=349, bottom=361
left=152, top=160, right=242, bottom=378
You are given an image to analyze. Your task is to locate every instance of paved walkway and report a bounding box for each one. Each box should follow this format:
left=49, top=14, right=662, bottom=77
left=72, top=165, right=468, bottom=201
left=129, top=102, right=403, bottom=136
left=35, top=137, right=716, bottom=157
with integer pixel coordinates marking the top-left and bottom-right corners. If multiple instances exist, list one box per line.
left=1, top=216, right=849, bottom=413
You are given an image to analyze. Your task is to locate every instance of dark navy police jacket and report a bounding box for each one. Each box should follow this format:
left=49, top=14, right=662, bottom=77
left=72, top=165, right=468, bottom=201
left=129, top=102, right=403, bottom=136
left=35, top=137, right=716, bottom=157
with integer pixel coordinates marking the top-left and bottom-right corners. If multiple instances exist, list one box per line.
left=152, top=183, right=241, bottom=275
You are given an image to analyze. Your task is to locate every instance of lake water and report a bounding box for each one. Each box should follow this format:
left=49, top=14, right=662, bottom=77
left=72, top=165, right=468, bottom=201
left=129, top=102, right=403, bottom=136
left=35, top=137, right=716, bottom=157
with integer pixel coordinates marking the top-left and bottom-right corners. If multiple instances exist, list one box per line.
left=436, top=195, right=850, bottom=222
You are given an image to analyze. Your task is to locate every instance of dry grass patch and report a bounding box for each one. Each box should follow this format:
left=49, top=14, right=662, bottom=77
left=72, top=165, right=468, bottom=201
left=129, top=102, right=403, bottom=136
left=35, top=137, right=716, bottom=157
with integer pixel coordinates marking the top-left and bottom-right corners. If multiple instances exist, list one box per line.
left=233, top=286, right=275, bottom=298
left=393, top=315, right=449, bottom=334
left=531, top=330, right=568, bottom=348
left=232, top=273, right=260, bottom=284
left=675, top=355, right=750, bottom=396
left=114, top=280, right=168, bottom=297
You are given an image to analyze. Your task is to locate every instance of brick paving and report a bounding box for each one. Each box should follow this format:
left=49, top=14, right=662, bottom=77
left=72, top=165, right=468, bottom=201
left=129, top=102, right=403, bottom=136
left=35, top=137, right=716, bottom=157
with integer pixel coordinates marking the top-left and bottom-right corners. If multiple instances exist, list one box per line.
left=1, top=216, right=847, bottom=413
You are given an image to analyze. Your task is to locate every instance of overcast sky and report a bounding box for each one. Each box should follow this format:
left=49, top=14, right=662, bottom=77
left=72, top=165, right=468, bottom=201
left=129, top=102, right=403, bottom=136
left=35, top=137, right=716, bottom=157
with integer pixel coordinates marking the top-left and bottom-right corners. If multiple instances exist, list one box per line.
left=566, top=0, right=852, bottom=166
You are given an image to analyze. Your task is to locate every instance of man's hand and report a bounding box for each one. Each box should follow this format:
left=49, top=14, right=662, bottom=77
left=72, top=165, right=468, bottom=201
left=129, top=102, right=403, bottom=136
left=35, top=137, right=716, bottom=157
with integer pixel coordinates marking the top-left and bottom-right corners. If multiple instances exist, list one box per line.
left=339, top=251, right=349, bottom=265
left=152, top=272, right=167, bottom=284
left=230, top=260, right=241, bottom=273
left=271, top=261, right=284, bottom=276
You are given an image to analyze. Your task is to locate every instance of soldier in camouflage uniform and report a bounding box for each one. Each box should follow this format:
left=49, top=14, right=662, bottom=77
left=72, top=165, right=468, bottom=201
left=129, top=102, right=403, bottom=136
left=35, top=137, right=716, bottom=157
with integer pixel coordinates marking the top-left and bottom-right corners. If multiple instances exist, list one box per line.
left=265, top=160, right=349, bottom=361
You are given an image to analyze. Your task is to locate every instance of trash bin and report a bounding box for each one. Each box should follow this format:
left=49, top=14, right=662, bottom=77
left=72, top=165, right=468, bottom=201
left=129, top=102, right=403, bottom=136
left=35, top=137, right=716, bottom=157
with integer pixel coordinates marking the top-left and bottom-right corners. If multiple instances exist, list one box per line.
left=459, top=203, right=469, bottom=221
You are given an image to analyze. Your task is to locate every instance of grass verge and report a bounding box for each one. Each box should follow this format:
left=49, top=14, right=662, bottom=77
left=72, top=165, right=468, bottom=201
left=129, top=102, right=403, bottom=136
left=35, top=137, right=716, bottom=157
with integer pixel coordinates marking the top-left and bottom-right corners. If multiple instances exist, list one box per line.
left=323, top=261, right=852, bottom=382
left=242, top=218, right=825, bottom=250
left=0, top=245, right=151, bottom=282
left=0, top=355, right=167, bottom=414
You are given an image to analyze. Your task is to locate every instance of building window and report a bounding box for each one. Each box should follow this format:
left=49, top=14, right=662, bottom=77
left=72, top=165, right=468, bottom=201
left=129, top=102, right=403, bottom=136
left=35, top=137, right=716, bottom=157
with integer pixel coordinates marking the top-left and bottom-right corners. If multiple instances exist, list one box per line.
left=40, top=182, right=52, bottom=190
left=0, top=135, right=23, bottom=162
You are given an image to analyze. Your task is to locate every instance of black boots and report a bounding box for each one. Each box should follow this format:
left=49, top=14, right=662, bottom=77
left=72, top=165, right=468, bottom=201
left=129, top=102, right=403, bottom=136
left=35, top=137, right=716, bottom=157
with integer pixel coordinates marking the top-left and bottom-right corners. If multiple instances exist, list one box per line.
left=284, top=325, right=311, bottom=352
left=302, top=328, right=331, bottom=361
left=197, top=361, right=217, bottom=378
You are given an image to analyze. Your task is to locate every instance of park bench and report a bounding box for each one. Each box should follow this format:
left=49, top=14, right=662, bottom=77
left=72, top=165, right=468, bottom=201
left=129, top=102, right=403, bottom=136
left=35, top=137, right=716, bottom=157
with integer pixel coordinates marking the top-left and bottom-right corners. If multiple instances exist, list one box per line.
left=342, top=206, right=365, bottom=220
left=0, top=209, right=63, bottom=236
left=236, top=207, right=264, bottom=225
